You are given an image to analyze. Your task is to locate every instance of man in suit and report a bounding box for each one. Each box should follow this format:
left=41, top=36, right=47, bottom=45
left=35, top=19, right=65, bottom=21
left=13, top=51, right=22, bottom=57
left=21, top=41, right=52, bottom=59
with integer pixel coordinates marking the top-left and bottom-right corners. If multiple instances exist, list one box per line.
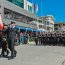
left=8, top=21, right=17, bottom=60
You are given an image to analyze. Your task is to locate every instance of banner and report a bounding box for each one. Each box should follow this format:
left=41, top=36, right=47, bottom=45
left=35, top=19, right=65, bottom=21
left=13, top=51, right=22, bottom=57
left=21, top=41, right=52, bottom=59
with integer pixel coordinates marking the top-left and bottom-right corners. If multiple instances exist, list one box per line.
left=0, top=14, right=3, bottom=30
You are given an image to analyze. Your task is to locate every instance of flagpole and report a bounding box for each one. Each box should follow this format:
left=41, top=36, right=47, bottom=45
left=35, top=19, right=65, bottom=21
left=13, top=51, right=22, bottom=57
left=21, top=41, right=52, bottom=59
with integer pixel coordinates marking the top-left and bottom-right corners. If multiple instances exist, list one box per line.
left=32, top=0, right=33, bottom=14
left=41, top=0, right=42, bottom=17
left=32, top=0, right=34, bottom=35
left=41, top=0, right=43, bottom=29
left=35, top=4, right=38, bottom=33
left=41, top=0, right=46, bottom=32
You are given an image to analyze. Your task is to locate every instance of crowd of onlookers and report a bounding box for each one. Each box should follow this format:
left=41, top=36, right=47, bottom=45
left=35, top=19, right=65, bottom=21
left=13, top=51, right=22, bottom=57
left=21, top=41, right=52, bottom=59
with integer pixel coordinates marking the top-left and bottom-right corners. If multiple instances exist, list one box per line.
left=15, top=31, right=29, bottom=45
left=4, top=14, right=29, bottom=23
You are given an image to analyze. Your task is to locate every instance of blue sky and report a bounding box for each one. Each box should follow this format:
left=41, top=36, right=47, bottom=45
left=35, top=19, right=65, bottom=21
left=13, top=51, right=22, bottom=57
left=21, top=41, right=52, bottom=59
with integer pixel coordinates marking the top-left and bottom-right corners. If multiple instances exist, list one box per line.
left=28, top=0, right=65, bottom=22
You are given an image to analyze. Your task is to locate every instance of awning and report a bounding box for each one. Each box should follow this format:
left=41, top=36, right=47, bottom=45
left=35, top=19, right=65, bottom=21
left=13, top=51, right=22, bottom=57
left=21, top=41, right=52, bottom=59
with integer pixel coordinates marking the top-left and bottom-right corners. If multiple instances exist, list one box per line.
left=16, top=26, right=26, bottom=30
left=15, top=26, right=47, bottom=32
left=36, top=30, right=46, bottom=32
left=15, top=26, right=34, bottom=31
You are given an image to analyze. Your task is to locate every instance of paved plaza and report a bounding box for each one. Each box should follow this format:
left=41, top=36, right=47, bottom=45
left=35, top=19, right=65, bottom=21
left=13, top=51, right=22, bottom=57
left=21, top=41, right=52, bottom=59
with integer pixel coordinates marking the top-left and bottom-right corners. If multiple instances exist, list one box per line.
left=0, top=44, right=65, bottom=65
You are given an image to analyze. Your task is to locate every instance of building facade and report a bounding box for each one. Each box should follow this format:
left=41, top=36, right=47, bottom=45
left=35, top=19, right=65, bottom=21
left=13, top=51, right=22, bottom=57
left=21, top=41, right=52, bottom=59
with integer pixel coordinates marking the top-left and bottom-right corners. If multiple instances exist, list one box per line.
left=54, top=22, right=65, bottom=31
left=0, top=0, right=54, bottom=33
left=31, top=19, right=46, bottom=32
left=40, top=15, right=55, bottom=32
left=0, top=0, right=37, bottom=32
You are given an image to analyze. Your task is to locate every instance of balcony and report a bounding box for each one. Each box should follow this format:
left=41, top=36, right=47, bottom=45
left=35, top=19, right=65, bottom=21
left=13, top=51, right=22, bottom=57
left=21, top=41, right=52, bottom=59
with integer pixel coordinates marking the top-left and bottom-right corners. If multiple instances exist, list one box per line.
left=4, top=17, right=37, bottom=29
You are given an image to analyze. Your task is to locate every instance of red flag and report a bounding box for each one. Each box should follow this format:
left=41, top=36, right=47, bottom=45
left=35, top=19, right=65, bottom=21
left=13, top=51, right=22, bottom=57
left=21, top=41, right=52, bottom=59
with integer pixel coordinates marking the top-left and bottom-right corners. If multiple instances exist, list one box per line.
left=34, top=4, right=38, bottom=13
left=0, top=14, right=3, bottom=30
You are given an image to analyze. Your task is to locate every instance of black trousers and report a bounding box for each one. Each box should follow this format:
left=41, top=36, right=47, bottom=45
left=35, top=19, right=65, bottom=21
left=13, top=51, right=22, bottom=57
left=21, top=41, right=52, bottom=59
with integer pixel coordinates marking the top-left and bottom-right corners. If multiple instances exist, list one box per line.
left=35, top=38, right=38, bottom=45
left=62, top=38, right=65, bottom=46
left=0, top=38, right=2, bottom=48
left=8, top=37, right=16, bottom=57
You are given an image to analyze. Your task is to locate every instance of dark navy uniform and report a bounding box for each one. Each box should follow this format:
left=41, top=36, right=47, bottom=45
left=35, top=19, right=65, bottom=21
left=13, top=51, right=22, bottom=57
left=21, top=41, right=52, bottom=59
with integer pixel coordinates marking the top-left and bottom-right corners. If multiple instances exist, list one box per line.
left=53, top=33, right=56, bottom=46
left=51, top=33, right=54, bottom=45
left=35, top=34, right=38, bottom=45
left=42, top=34, right=45, bottom=45
left=38, top=34, right=41, bottom=45
left=62, top=33, right=65, bottom=46
left=47, top=33, right=51, bottom=45
left=44, top=34, right=47, bottom=45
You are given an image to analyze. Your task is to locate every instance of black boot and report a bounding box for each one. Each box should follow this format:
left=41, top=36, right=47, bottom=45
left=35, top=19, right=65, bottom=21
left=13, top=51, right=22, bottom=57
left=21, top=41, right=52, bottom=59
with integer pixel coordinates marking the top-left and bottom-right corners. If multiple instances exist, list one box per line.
left=8, top=56, right=14, bottom=60
left=14, top=50, right=17, bottom=57
left=6, top=50, right=10, bottom=57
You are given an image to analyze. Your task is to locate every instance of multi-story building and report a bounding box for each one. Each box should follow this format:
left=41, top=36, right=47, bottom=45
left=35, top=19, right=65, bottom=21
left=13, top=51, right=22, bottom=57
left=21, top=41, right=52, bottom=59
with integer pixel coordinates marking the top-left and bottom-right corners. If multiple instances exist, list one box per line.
left=0, top=0, right=37, bottom=33
left=0, top=0, right=54, bottom=33
left=31, top=19, right=46, bottom=32
left=54, top=22, right=65, bottom=31
left=40, top=15, right=55, bottom=32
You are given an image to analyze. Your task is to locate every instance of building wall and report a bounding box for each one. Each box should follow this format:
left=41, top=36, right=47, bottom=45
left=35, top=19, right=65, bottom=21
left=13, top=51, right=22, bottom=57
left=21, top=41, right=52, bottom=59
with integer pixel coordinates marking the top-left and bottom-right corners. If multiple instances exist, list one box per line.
left=0, top=0, right=37, bottom=30
left=54, top=23, right=65, bottom=31
left=24, top=0, right=27, bottom=10
left=40, top=15, right=55, bottom=32
left=6, top=0, right=33, bottom=13
left=32, top=20, right=46, bottom=31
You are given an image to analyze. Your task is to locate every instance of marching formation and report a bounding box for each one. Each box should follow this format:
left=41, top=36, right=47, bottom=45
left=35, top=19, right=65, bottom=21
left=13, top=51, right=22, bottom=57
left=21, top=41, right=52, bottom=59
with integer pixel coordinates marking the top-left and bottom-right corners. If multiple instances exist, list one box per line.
left=35, top=32, right=65, bottom=46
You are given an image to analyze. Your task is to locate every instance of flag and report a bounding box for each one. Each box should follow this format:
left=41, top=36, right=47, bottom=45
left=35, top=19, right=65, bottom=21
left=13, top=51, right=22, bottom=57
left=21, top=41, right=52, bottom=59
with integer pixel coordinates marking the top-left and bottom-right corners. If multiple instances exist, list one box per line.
left=0, top=14, right=3, bottom=30
left=34, top=3, right=38, bottom=13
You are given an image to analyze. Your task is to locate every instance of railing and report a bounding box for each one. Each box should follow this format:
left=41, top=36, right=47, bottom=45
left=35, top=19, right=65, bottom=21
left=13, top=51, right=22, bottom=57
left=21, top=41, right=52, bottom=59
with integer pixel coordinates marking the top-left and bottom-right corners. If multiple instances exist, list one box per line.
left=4, top=17, right=37, bottom=29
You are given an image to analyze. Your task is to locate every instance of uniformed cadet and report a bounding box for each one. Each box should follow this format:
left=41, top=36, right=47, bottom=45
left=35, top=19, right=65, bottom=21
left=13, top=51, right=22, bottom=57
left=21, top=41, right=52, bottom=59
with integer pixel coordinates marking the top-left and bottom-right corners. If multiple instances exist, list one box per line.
left=38, top=33, right=41, bottom=45
left=44, top=33, right=47, bottom=45
left=50, top=33, right=53, bottom=45
left=59, top=33, right=62, bottom=46
left=46, top=33, right=49, bottom=45
left=47, top=33, right=51, bottom=45
left=54, top=33, right=57, bottom=46
left=62, top=32, right=65, bottom=46
left=40, top=33, right=43, bottom=45
left=56, top=33, right=59, bottom=45
left=42, top=33, right=45, bottom=45
left=51, top=33, right=54, bottom=45
left=35, top=33, right=38, bottom=45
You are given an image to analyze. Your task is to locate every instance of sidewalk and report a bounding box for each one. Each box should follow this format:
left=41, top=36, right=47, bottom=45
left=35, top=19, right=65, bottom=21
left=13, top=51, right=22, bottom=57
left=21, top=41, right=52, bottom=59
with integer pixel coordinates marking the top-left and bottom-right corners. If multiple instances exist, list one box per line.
left=0, top=45, right=65, bottom=65
left=28, top=41, right=35, bottom=44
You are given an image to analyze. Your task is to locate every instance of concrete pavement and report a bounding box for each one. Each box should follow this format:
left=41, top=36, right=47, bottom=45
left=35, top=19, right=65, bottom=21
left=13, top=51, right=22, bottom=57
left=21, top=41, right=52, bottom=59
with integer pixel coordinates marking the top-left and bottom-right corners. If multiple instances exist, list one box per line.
left=0, top=44, right=65, bottom=65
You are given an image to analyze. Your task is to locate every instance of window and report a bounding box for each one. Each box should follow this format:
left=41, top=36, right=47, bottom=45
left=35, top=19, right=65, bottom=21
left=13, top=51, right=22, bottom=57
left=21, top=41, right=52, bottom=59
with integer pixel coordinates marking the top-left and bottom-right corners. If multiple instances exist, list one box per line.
left=7, top=0, right=24, bottom=8
left=28, top=5, right=32, bottom=12
left=47, top=22, right=49, bottom=25
left=7, top=0, right=12, bottom=2
left=54, top=24, right=59, bottom=27
left=39, top=25, right=42, bottom=28
left=38, top=20, right=42, bottom=23
left=63, top=24, right=65, bottom=26
left=28, top=5, right=29, bottom=10
left=45, top=22, right=47, bottom=25
left=16, top=0, right=24, bottom=3
left=54, top=28, right=58, bottom=30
